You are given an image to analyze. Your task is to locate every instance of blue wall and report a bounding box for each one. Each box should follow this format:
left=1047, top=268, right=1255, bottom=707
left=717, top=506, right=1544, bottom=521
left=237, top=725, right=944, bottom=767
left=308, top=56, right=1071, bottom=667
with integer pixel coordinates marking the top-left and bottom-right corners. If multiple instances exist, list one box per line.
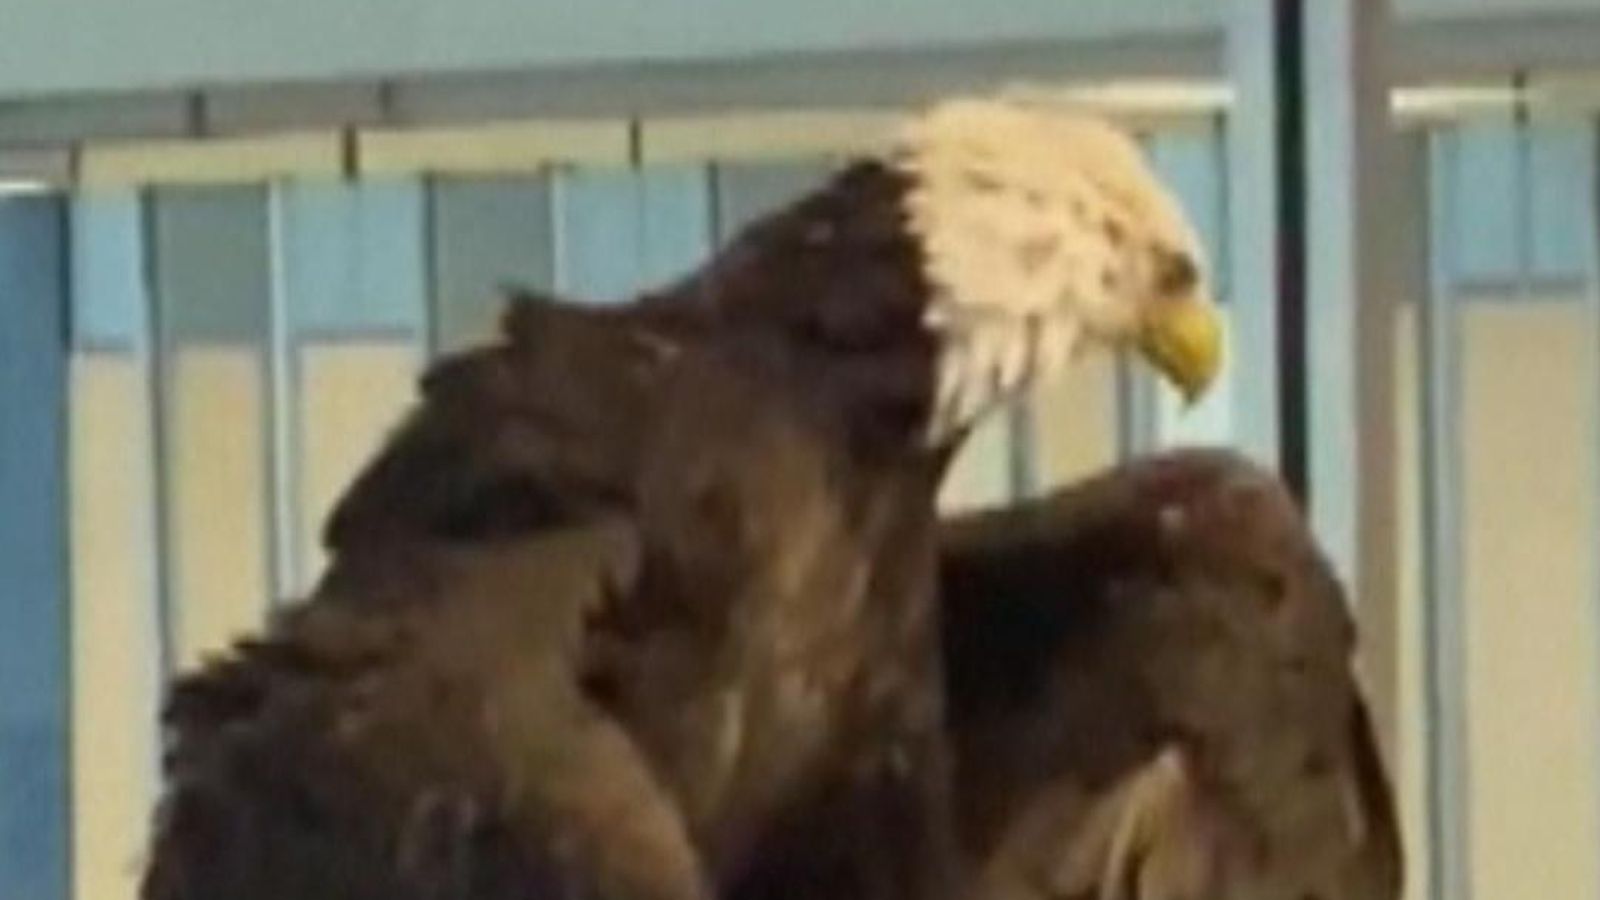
left=0, top=0, right=1215, bottom=97
left=4, top=0, right=1600, bottom=99
left=0, top=195, right=72, bottom=900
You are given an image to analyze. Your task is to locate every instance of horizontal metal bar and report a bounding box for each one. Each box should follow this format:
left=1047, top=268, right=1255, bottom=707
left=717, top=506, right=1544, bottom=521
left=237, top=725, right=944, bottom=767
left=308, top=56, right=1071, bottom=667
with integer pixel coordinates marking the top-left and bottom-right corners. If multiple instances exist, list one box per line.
left=357, top=119, right=630, bottom=175
left=203, top=83, right=387, bottom=135
left=79, top=132, right=343, bottom=187
left=0, top=91, right=192, bottom=145
left=44, top=78, right=1600, bottom=189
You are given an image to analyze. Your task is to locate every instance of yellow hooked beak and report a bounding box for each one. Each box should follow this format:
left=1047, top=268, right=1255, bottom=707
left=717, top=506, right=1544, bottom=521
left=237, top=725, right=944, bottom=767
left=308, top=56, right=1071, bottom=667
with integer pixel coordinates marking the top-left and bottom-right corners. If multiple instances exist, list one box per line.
left=1134, top=297, right=1223, bottom=406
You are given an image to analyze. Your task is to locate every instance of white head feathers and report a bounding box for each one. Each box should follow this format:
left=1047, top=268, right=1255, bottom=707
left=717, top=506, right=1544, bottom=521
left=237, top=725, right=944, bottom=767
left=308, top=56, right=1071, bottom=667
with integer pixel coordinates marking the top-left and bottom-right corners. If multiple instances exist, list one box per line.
left=886, top=97, right=1213, bottom=438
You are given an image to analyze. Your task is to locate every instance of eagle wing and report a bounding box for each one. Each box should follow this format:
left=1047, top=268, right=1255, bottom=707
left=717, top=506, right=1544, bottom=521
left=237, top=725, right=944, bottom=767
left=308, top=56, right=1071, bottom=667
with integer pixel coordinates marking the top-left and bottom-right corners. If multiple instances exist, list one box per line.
left=321, top=288, right=665, bottom=554
left=144, top=520, right=711, bottom=900
left=939, top=449, right=1403, bottom=900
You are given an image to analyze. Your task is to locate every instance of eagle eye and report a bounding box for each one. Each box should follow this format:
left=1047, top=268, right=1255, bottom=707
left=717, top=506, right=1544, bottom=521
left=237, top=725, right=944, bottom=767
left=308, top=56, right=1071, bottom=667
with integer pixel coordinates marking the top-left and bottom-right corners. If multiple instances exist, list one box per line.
left=1154, top=251, right=1199, bottom=297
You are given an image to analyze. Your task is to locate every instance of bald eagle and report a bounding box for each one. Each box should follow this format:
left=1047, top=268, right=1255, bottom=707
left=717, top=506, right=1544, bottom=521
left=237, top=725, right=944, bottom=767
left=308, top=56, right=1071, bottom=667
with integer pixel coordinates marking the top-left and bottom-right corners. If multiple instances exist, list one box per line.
left=942, top=449, right=1403, bottom=900
left=141, top=96, right=1223, bottom=900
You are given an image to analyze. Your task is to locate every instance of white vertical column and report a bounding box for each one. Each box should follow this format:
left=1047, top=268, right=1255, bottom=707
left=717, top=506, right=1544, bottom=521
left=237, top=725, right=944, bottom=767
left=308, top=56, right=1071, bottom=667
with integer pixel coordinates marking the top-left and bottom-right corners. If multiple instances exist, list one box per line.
left=265, top=184, right=302, bottom=604
left=1583, top=114, right=1600, bottom=900
left=1302, top=0, right=1403, bottom=762
left=1420, top=129, right=1471, bottom=900
left=1224, top=1, right=1284, bottom=470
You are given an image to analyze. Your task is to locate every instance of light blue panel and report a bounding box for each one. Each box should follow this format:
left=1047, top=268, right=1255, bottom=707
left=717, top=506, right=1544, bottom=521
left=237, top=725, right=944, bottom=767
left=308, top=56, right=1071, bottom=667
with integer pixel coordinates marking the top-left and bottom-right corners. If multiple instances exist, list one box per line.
left=430, top=176, right=555, bottom=351
left=358, top=180, right=429, bottom=335
left=552, top=166, right=712, bottom=302
left=279, top=183, right=356, bottom=334
left=69, top=191, right=147, bottom=350
left=1527, top=124, right=1594, bottom=284
left=554, top=168, right=643, bottom=304
left=280, top=179, right=428, bottom=337
left=150, top=186, right=272, bottom=344
left=714, top=161, right=834, bottom=243
left=0, top=195, right=72, bottom=900
left=639, top=165, right=713, bottom=289
left=1446, top=122, right=1521, bottom=286
left=1146, top=127, right=1229, bottom=300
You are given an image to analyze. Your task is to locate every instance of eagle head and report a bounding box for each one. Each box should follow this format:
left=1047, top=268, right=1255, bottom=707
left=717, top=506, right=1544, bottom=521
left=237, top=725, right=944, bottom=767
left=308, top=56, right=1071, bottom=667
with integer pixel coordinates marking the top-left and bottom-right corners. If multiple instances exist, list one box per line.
left=888, top=96, right=1223, bottom=441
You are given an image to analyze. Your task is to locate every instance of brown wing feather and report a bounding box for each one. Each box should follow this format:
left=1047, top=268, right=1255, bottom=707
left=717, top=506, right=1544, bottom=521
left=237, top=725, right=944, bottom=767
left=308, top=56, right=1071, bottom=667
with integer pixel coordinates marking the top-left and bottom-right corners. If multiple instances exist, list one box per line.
left=940, top=448, right=1403, bottom=900
left=144, top=522, right=710, bottom=900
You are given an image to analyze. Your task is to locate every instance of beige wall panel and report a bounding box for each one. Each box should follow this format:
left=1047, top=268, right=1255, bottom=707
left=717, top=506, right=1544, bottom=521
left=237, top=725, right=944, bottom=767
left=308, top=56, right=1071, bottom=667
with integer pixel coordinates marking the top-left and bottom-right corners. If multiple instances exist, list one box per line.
left=167, top=348, right=270, bottom=672
left=1030, top=351, right=1119, bottom=492
left=357, top=119, right=630, bottom=175
left=937, top=351, right=1118, bottom=513
left=1459, top=302, right=1599, bottom=900
left=296, top=342, right=419, bottom=588
left=69, top=355, right=161, bottom=900
left=79, top=132, right=342, bottom=187
left=938, top=410, right=1014, bottom=514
